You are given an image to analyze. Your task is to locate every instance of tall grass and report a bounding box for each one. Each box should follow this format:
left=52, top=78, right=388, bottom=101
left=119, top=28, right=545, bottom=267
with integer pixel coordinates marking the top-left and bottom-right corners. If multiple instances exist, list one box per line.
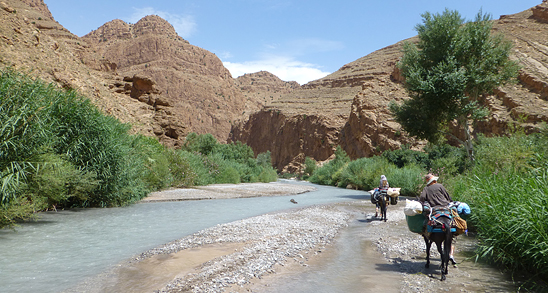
left=462, top=170, right=547, bottom=272
left=449, top=128, right=548, bottom=286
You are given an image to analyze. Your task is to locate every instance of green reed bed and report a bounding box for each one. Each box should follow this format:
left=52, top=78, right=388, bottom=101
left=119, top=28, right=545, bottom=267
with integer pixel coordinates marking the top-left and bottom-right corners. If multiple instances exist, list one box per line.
left=456, top=168, right=548, bottom=284
left=449, top=130, right=548, bottom=286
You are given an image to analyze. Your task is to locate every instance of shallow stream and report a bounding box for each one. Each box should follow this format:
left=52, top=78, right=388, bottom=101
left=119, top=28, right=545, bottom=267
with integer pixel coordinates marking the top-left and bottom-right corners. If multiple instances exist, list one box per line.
left=1, top=180, right=519, bottom=292
left=0, top=180, right=365, bottom=293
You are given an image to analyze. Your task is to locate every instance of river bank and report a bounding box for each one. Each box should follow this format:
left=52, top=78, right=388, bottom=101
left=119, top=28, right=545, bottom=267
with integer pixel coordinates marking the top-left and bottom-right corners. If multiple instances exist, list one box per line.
left=66, top=181, right=517, bottom=293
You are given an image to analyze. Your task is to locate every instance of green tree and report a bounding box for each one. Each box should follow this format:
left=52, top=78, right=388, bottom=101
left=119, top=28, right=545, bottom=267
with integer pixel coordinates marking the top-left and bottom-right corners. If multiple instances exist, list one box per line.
left=390, top=9, right=519, bottom=161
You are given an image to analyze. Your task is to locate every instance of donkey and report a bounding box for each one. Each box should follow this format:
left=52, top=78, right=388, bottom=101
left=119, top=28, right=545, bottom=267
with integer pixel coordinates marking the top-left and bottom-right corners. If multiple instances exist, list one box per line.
left=377, top=190, right=389, bottom=222
left=422, top=211, right=453, bottom=281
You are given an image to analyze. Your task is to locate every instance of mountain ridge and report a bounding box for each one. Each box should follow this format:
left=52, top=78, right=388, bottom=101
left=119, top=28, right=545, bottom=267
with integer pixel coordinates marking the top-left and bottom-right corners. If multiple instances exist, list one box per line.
left=1, top=0, right=547, bottom=172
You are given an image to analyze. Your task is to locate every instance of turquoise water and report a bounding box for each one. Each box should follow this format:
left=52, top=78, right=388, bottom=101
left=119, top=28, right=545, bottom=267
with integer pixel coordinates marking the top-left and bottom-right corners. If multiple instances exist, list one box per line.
left=0, top=181, right=367, bottom=293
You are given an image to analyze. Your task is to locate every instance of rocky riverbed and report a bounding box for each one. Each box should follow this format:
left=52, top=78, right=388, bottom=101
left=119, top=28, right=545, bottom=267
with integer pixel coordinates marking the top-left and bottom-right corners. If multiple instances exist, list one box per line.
left=72, top=182, right=518, bottom=293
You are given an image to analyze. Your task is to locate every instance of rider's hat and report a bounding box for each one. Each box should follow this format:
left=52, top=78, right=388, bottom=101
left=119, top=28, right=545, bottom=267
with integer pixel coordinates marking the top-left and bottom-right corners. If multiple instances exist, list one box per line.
left=424, top=173, right=439, bottom=185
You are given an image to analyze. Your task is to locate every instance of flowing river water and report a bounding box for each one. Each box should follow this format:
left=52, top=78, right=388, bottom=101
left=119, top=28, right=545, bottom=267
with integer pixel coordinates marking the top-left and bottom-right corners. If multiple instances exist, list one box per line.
left=1, top=180, right=518, bottom=292
left=0, top=180, right=365, bottom=293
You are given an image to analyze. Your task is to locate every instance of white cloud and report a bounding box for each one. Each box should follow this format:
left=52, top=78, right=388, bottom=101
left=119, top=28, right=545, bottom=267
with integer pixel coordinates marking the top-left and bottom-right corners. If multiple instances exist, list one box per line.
left=223, top=57, right=330, bottom=85
left=222, top=38, right=342, bottom=84
left=126, top=7, right=196, bottom=38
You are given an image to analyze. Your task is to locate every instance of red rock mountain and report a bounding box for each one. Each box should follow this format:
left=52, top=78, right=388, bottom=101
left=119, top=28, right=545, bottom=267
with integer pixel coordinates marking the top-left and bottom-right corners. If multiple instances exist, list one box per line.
left=1, top=0, right=547, bottom=172
left=230, top=2, right=548, bottom=171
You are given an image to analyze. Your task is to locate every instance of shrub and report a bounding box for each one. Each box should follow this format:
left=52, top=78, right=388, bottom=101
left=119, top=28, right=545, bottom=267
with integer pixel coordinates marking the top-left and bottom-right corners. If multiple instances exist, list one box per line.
left=23, top=153, right=99, bottom=209
left=303, top=156, right=317, bottom=179
left=256, top=151, right=273, bottom=168
left=309, top=146, right=350, bottom=186
left=182, top=133, right=218, bottom=155
left=384, top=164, right=424, bottom=197
left=214, top=141, right=255, bottom=163
left=382, top=145, right=429, bottom=169
left=257, top=167, right=278, bottom=183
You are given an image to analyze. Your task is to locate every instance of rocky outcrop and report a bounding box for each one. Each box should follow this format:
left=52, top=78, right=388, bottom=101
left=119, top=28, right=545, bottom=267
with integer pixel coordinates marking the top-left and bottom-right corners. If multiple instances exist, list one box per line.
left=231, top=3, right=548, bottom=172
left=229, top=110, right=339, bottom=172
left=81, top=15, right=269, bottom=145
left=532, top=0, right=548, bottom=21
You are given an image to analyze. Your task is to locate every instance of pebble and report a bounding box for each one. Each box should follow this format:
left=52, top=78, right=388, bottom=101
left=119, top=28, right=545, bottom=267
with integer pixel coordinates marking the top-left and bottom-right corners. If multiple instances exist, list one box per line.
left=132, top=205, right=351, bottom=292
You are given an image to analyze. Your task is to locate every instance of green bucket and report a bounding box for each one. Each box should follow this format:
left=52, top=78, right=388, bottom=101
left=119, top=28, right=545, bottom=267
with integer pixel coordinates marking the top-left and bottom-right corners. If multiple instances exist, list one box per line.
left=406, top=214, right=426, bottom=234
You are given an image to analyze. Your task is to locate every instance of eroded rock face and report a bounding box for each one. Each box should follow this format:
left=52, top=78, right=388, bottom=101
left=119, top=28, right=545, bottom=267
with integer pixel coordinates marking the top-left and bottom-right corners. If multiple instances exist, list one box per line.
left=231, top=3, right=548, bottom=172
left=230, top=110, right=338, bottom=172
left=81, top=15, right=259, bottom=145
left=2, top=0, right=548, bottom=172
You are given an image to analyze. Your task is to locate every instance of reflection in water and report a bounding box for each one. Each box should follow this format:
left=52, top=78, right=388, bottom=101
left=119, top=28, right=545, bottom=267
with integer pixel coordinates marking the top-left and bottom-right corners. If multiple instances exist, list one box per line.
left=0, top=181, right=367, bottom=293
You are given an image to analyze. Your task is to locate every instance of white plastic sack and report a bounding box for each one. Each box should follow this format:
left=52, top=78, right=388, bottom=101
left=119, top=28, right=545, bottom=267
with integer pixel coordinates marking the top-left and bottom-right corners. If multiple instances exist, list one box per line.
left=404, top=199, right=423, bottom=216
left=387, top=187, right=401, bottom=197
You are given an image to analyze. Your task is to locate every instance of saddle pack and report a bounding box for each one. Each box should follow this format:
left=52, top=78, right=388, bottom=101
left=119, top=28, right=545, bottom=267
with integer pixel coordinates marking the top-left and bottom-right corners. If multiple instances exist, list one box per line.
left=426, top=207, right=456, bottom=233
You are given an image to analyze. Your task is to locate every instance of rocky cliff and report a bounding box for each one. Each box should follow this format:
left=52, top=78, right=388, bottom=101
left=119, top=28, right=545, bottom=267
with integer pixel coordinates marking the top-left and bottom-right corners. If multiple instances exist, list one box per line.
left=81, top=15, right=261, bottom=145
left=0, top=0, right=272, bottom=147
left=1, top=0, right=547, bottom=173
left=230, top=2, right=548, bottom=172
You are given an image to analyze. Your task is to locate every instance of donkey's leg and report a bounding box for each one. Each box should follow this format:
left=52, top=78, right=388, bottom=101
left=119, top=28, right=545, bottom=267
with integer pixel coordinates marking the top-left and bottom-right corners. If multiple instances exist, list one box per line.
left=423, top=235, right=431, bottom=268
left=441, top=230, right=453, bottom=281
left=382, top=196, right=388, bottom=222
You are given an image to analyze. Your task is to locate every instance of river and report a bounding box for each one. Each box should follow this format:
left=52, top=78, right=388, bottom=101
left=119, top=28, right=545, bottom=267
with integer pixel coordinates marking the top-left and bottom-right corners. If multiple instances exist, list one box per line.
left=0, top=180, right=366, bottom=293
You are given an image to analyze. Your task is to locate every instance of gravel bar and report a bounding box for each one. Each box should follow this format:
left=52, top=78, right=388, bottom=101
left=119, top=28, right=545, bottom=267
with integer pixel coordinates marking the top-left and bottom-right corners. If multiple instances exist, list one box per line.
left=73, top=182, right=517, bottom=293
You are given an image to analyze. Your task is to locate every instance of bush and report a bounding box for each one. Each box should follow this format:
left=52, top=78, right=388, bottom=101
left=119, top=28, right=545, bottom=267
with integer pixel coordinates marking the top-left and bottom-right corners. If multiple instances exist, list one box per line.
left=23, top=153, right=99, bottom=209
left=257, top=167, right=278, bottom=183
left=214, top=141, right=255, bottom=163
left=382, top=145, right=429, bottom=169
left=182, top=133, right=218, bottom=155
left=309, top=146, right=350, bottom=186
left=384, top=164, right=424, bottom=197
left=302, top=156, right=317, bottom=179
left=336, top=156, right=389, bottom=189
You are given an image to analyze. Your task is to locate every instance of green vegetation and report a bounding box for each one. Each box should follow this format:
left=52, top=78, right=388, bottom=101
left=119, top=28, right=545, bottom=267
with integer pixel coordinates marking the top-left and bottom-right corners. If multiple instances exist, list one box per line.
left=0, top=69, right=276, bottom=228
left=447, top=128, right=548, bottom=287
left=309, top=145, right=453, bottom=196
left=391, top=9, right=519, bottom=160
left=307, top=126, right=548, bottom=287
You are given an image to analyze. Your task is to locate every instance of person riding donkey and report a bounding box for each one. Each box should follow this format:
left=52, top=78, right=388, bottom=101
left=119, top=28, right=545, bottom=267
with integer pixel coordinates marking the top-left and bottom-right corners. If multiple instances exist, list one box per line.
left=375, top=175, right=390, bottom=218
left=419, top=173, right=457, bottom=265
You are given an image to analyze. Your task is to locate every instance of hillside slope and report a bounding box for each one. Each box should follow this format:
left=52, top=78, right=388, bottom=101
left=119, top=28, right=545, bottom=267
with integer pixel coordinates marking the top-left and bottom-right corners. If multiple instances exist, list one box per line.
left=0, top=0, right=277, bottom=147
left=230, top=2, right=548, bottom=172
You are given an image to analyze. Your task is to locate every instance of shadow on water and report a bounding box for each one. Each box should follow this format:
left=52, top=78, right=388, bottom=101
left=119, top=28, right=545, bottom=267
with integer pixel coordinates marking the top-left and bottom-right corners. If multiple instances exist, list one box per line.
left=335, top=194, right=368, bottom=200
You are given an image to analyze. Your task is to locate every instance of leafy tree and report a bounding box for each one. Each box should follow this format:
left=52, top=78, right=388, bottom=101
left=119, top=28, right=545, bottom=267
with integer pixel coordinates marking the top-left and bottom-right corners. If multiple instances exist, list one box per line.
left=390, top=9, right=519, bottom=161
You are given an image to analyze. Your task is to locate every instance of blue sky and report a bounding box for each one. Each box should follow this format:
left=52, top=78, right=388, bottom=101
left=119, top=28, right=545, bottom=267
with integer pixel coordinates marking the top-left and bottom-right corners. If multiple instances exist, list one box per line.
left=45, top=0, right=541, bottom=84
